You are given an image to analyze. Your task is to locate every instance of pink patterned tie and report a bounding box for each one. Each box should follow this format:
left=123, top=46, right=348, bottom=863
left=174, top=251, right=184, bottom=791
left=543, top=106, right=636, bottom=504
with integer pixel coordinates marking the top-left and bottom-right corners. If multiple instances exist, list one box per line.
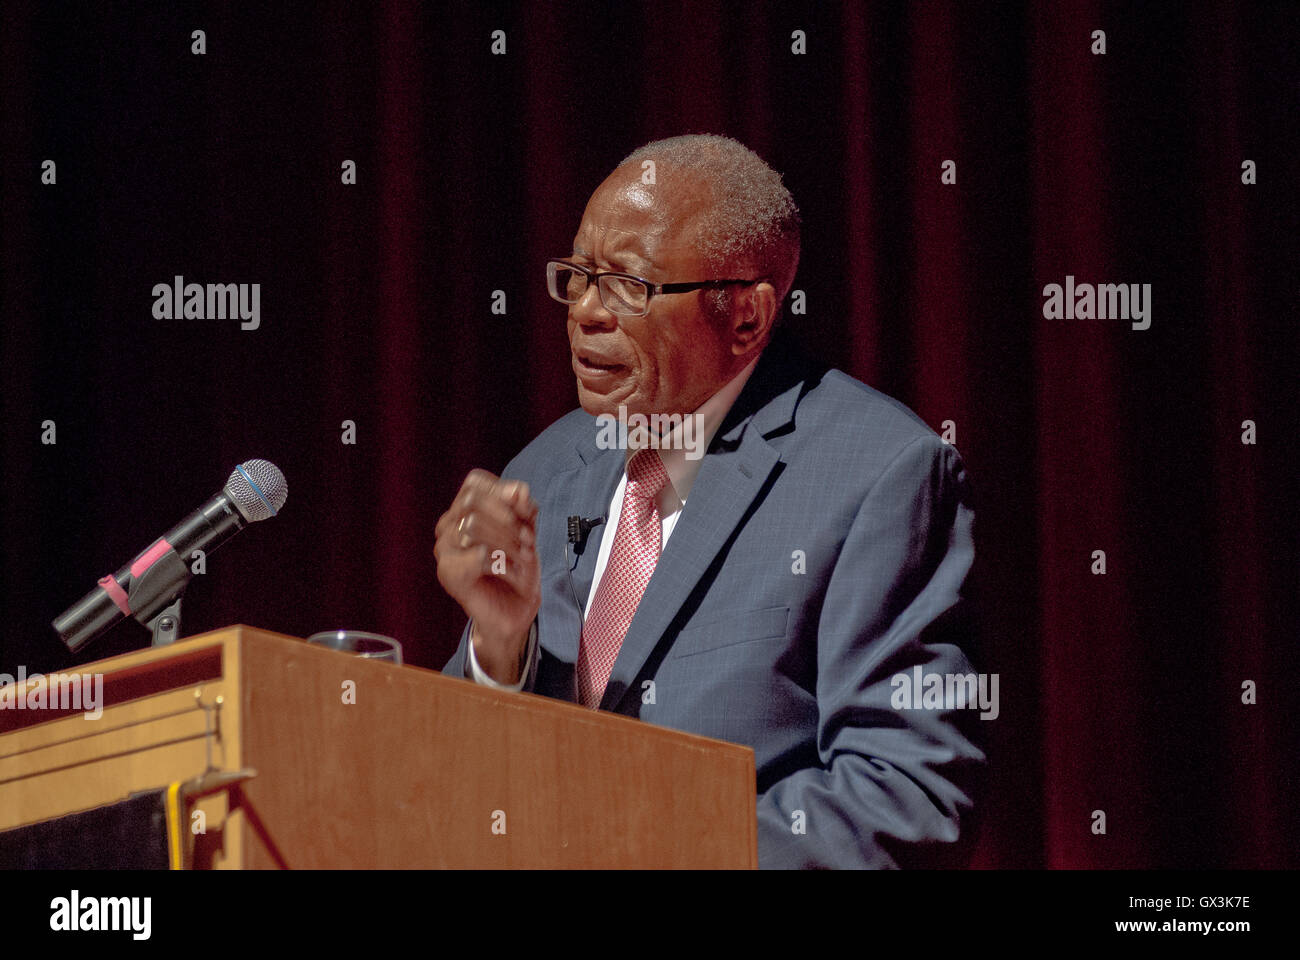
left=576, top=449, right=671, bottom=709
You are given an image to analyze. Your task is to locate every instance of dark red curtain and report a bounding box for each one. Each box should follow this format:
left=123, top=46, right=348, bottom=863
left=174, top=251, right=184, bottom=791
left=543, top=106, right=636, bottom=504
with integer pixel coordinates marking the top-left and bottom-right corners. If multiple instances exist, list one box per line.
left=2, top=1, right=1295, bottom=869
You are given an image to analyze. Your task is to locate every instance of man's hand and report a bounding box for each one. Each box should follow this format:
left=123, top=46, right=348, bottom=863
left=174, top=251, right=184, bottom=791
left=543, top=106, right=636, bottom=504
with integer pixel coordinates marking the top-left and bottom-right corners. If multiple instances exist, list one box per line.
left=434, top=470, right=541, bottom=685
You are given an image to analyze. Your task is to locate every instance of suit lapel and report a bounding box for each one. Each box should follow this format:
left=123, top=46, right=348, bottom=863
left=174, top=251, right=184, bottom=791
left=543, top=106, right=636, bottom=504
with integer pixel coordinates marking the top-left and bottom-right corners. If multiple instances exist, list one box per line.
left=599, top=355, right=805, bottom=712
left=539, top=429, right=624, bottom=668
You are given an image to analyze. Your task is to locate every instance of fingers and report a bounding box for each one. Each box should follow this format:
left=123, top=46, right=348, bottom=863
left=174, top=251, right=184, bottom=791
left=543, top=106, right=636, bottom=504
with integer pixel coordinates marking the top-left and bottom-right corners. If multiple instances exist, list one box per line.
left=460, top=470, right=535, bottom=538
left=502, top=480, right=539, bottom=525
left=438, top=471, right=534, bottom=532
left=461, top=472, right=537, bottom=528
left=436, top=470, right=497, bottom=539
left=434, top=470, right=540, bottom=586
left=461, top=469, right=536, bottom=521
left=458, top=508, right=528, bottom=554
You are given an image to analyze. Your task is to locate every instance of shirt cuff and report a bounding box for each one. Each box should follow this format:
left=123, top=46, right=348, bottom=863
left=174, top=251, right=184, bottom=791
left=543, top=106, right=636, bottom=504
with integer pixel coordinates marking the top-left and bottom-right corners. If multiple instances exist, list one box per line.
left=465, top=620, right=536, bottom=692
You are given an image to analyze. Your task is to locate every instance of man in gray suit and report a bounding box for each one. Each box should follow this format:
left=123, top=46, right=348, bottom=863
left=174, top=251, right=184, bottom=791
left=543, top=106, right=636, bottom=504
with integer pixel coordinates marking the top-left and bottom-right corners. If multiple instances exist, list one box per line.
left=436, top=135, right=986, bottom=868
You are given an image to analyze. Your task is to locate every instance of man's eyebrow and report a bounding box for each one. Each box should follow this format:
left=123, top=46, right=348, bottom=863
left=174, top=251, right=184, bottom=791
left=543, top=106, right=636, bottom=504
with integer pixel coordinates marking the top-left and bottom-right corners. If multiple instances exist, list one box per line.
left=569, top=242, right=650, bottom=271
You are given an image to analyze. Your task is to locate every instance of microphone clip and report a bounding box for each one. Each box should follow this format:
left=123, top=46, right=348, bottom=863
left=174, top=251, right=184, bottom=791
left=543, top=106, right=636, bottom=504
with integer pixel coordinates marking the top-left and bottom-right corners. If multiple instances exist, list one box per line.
left=566, top=515, right=605, bottom=546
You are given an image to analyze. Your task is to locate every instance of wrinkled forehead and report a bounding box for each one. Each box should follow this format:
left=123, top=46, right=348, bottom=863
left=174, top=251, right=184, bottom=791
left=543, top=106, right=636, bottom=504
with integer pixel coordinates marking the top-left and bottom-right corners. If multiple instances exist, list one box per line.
left=573, top=162, right=711, bottom=266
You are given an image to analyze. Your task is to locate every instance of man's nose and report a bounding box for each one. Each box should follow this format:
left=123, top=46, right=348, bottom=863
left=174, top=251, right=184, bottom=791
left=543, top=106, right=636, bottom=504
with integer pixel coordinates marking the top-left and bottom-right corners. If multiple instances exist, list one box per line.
left=570, top=281, right=616, bottom=329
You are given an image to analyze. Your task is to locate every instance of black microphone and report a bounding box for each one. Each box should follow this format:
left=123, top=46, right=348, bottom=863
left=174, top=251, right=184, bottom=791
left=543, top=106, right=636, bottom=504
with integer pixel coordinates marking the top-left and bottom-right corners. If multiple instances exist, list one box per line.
left=563, top=514, right=606, bottom=609
left=52, top=459, right=288, bottom=654
left=567, top=515, right=605, bottom=546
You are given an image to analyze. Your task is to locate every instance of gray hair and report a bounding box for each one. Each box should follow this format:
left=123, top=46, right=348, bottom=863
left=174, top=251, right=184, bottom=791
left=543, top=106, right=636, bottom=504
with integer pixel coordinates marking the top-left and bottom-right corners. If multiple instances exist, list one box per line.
left=620, top=135, right=801, bottom=319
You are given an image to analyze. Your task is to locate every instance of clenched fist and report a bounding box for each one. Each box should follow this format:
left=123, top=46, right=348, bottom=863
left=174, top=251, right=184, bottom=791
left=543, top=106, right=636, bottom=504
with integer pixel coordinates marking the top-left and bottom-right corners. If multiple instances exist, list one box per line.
left=434, top=469, right=541, bottom=684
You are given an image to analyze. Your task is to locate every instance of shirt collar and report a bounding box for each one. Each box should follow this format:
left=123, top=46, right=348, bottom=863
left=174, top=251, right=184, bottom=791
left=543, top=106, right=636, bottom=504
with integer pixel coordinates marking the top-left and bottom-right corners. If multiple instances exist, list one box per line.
left=626, top=355, right=760, bottom=505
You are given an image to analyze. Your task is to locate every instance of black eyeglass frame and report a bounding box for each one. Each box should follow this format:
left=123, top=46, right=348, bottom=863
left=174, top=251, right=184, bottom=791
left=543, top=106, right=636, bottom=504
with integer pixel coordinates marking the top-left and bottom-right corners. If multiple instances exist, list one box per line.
left=546, top=259, right=763, bottom=317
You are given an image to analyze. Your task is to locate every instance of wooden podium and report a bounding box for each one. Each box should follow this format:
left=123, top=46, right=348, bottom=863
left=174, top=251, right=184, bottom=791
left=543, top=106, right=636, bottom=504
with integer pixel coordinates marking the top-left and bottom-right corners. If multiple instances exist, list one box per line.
left=0, top=626, right=757, bottom=868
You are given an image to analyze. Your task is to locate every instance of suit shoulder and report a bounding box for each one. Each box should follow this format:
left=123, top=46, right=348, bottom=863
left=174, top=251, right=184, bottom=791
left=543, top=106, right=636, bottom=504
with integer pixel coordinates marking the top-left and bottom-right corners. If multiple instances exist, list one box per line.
left=788, top=369, right=972, bottom=505
left=501, top=407, right=594, bottom=481
left=798, top=368, right=946, bottom=460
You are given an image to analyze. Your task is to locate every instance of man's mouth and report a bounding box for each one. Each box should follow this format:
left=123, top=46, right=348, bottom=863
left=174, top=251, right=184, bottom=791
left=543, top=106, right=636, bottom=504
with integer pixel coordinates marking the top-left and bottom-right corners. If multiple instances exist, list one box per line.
left=573, top=351, right=626, bottom=376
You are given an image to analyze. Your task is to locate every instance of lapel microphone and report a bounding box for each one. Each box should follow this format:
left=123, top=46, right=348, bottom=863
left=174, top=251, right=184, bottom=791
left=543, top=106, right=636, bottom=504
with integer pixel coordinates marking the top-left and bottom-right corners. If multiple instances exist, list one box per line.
left=567, top=515, right=605, bottom=546
left=564, top=515, right=607, bottom=611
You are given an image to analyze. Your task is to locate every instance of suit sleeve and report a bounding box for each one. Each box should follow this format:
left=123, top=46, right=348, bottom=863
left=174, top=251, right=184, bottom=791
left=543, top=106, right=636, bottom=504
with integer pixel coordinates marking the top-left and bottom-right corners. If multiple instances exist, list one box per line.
left=755, top=434, right=987, bottom=868
left=440, top=450, right=543, bottom=693
left=444, top=616, right=540, bottom=692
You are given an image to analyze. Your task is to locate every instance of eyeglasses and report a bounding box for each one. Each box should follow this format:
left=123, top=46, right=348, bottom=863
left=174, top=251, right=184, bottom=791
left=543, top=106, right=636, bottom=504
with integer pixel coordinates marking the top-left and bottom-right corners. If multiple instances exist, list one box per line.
left=546, top=259, right=761, bottom=317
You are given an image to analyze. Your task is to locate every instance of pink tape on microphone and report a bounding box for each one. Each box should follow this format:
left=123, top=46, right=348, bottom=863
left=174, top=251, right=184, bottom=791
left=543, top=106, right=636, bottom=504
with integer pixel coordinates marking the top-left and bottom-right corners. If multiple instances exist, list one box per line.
left=97, top=574, right=131, bottom=615
left=130, top=538, right=173, bottom=578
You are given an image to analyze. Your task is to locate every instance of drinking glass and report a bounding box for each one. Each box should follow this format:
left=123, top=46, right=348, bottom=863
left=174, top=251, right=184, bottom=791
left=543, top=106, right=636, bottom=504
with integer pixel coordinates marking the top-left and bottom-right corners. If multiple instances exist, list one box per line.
left=306, top=630, right=402, bottom=666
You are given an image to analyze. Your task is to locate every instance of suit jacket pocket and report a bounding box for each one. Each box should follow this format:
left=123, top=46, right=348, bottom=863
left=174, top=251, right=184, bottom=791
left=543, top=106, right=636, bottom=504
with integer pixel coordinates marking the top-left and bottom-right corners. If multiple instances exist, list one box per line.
left=668, top=605, right=791, bottom=660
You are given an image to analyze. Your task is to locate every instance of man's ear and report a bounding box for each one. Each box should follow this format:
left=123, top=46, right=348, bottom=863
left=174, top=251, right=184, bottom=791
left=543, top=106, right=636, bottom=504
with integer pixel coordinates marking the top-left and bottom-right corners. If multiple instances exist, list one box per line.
left=731, top=281, right=778, bottom=355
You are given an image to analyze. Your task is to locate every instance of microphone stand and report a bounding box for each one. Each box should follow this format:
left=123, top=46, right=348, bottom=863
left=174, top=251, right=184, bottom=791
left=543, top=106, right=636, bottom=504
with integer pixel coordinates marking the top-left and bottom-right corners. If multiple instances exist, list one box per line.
left=146, top=596, right=184, bottom=647
left=123, top=545, right=192, bottom=647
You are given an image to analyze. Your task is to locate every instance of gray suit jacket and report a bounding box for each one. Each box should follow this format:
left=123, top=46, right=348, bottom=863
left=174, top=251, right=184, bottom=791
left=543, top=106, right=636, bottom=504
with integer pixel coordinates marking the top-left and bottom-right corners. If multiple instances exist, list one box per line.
left=443, top=338, right=986, bottom=868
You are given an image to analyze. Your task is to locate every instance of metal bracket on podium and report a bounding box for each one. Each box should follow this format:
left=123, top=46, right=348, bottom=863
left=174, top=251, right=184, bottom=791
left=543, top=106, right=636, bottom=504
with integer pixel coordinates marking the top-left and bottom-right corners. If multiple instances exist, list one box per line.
left=145, top=597, right=183, bottom=647
left=180, top=767, right=258, bottom=800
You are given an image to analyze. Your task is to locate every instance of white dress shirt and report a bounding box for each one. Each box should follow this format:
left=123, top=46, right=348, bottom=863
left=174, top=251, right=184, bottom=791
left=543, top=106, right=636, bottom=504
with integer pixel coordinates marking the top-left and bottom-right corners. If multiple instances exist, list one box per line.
left=466, top=356, right=759, bottom=690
